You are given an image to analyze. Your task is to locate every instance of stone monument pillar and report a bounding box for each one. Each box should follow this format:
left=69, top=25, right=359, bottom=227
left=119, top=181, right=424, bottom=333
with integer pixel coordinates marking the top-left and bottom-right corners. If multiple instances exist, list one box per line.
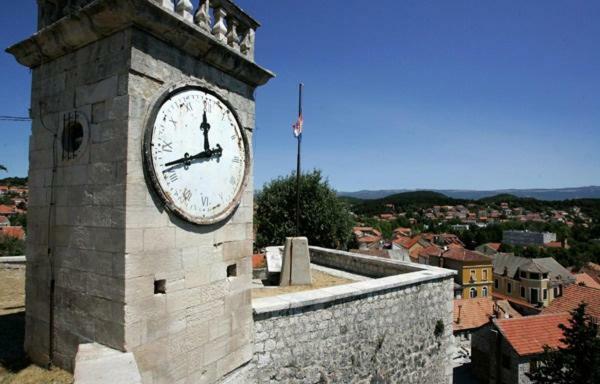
left=7, top=0, right=273, bottom=382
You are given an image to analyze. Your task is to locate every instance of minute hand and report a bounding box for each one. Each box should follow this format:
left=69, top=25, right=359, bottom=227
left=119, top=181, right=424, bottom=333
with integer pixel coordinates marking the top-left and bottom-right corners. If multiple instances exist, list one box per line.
left=164, top=145, right=223, bottom=167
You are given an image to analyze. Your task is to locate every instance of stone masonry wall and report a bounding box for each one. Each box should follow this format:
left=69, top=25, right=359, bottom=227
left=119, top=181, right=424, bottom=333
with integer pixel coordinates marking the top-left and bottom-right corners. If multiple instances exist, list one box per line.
left=249, top=278, right=454, bottom=384
left=25, top=30, right=131, bottom=370
left=122, top=28, right=256, bottom=384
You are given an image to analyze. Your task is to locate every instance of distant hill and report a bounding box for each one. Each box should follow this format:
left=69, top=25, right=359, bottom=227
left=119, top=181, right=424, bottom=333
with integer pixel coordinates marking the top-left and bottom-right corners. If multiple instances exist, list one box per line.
left=339, top=186, right=600, bottom=201
left=347, top=191, right=465, bottom=216
left=0, top=177, right=27, bottom=187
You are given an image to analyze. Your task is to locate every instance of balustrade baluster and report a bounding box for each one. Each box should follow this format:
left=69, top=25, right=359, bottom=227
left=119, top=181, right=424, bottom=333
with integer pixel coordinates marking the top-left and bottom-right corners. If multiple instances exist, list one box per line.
left=194, top=0, right=212, bottom=31
left=240, top=28, right=255, bottom=60
left=212, top=8, right=228, bottom=43
left=226, top=17, right=240, bottom=51
left=175, top=0, right=193, bottom=22
left=156, top=0, right=175, bottom=10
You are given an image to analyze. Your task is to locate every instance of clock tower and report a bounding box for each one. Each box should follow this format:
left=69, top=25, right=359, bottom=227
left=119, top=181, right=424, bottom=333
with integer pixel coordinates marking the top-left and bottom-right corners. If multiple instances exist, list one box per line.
left=7, top=0, right=273, bottom=382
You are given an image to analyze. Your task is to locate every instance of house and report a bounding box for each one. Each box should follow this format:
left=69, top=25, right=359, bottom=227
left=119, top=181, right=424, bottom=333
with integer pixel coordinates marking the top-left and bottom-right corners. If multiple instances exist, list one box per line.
left=0, top=226, right=26, bottom=240
left=577, top=262, right=600, bottom=285
left=471, top=313, right=570, bottom=384
left=492, top=254, right=575, bottom=308
left=477, top=243, right=502, bottom=256
left=0, top=186, right=8, bottom=195
left=427, top=247, right=493, bottom=299
left=393, top=227, right=412, bottom=237
left=502, top=230, right=556, bottom=247
left=453, top=298, right=520, bottom=362
left=542, top=284, right=600, bottom=323
left=353, top=227, right=383, bottom=250
left=0, top=204, right=16, bottom=217
left=573, top=273, right=600, bottom=289
left=0, top=216, right=10, bottom=227
left=391, top=236, right=426, bottom=262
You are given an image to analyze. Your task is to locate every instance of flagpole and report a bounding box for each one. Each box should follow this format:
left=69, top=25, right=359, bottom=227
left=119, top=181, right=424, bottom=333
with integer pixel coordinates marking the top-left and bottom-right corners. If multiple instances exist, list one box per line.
left=295, top=83, right=303, bottom=237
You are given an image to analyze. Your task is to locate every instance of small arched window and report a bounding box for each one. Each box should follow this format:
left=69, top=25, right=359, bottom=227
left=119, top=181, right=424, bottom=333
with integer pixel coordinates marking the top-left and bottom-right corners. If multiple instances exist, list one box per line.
left=469, top=287, right=477, bottom=298
left=482, top=287, right=488, bottom=297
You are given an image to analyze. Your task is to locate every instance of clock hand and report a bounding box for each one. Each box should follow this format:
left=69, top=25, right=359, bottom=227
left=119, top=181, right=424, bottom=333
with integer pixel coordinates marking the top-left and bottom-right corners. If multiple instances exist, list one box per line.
left=200, top=110, right=211, bottom=152
left=164, top=144, right=223, bottom=168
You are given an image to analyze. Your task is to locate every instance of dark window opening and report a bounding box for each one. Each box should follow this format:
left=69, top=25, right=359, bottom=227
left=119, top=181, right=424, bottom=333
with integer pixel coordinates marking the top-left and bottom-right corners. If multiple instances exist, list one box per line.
left=520, top=271, right=527, bottom=279
left=507, top=282, right=512, bottom=294
left=530, top=273, right=540, bottom=280
left=520, top=286, right=525, bottom=298
left=62, top=121, right=84, bottom=159
left=495, top=279, right=499, bottom=289
left=227, top=263, right=237, bottom=277
left=154, top=279, right=166, bottom=295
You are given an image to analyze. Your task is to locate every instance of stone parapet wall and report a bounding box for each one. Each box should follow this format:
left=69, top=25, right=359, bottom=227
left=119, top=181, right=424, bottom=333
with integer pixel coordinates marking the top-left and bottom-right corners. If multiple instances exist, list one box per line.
left=246, top=250, right=456, bottom=383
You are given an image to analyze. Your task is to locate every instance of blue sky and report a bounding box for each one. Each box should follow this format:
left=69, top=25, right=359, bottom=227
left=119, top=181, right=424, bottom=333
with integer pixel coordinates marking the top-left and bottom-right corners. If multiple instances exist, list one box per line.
left=1, top=1, right=599, bottom=191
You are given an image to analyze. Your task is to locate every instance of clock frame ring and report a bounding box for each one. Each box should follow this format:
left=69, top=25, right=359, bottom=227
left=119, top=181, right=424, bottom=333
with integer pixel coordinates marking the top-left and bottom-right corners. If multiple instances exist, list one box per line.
left=142, top=83, right=251, bottom=226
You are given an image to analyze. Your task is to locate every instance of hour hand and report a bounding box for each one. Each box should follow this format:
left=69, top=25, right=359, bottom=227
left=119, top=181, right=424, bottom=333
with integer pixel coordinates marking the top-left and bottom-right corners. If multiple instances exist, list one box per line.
left=201, top=111, right=211, bottom=152
left=164, top=145, right=223, bottom=168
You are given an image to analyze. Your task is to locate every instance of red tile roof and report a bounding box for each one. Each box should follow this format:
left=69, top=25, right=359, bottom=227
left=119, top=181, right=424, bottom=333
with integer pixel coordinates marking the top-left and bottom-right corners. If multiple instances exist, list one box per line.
left=442, top=247, right=492, bottom=263
left=544, top=241, right=563, bottom=248
left=495, top=313, right=570, bottom=356
left=542, top=284, right=600, bottom=321
left=357, top=235, right=382, bottom=244
left=0, top=226, right=25, bottom=240
left=487, top=243, right=501, bottom=251
left=0, top=205, right=15, bottom=215
left=453, top=298, right=494, bottom=332
left=0, top=216, right=9, bottom=225
left=573, top=273, right=600, bottom=290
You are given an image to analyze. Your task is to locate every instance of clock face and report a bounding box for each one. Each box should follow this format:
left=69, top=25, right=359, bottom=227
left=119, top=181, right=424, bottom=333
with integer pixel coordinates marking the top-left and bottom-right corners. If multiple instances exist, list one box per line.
left=144, top=87, right=249, bottom=224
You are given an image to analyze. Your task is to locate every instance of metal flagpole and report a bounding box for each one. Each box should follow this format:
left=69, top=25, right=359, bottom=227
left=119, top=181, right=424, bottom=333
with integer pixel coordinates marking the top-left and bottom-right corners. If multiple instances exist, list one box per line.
left=295, top=83, right=303, bottom=237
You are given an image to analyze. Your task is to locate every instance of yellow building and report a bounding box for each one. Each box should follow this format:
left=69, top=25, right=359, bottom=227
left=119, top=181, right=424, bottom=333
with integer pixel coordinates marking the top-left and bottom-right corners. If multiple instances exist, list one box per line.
left=492, top=254, right=575, bottom=308
left=427, top=247, right=493, bottom=299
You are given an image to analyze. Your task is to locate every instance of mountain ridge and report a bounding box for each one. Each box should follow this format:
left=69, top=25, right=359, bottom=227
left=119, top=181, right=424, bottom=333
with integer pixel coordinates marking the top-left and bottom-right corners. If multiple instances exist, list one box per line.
left=338, top=186, right=600, bottom=201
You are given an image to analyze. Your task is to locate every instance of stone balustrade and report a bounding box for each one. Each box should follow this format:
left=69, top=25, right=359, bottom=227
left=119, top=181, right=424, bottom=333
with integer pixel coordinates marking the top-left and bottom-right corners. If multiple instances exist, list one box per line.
left=156, top=0, right=258, bottom=60
left=37, top=0, right=258, bottom=61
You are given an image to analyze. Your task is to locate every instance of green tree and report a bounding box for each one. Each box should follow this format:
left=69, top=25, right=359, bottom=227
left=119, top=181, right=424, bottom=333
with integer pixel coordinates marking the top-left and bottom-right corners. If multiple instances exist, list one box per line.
left=255, top=170, right=354, bottom=250
left=527, top=303, right=600, bottom=384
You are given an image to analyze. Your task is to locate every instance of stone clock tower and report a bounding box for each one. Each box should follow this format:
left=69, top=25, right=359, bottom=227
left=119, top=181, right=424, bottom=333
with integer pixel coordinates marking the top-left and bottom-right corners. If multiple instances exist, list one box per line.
left=7, top=0, right=273, bottom=382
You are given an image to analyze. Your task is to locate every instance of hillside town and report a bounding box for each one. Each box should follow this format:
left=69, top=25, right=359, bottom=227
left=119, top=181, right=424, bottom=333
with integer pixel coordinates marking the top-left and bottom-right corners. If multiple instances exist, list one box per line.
left=0, top=183, right=27, bottom=253
left=1, top=1, right=599, bottom=384
left=350, top=217, right=600, bottom=382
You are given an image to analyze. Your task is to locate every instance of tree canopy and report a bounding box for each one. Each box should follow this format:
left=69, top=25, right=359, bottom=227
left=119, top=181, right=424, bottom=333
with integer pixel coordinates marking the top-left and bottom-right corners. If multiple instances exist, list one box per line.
left=254, top=170, right=354, bottom=250
left=527, top=303, right=600, bottom=384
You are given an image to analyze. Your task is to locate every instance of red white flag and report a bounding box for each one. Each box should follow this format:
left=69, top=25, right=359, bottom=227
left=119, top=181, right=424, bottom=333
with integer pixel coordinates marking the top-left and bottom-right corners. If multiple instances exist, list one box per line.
left=293, top=114, right=303, bottom=138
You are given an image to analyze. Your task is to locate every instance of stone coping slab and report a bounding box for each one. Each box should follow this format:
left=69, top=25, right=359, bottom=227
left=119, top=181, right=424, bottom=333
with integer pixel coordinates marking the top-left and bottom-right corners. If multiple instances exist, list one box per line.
left=6, top=0, right=274, bottom=86
left=74, top=343, right=142, bottom=384
left=253, top=249, right=456, bottom=315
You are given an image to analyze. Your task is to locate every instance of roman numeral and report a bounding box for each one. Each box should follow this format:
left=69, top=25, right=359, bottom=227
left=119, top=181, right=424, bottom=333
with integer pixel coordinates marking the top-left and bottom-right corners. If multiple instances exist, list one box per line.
left=232, top=156, right=241, bottom=164
left=182, top=188, right=192, bottom=202
left=161, top=141, right=173, bottom=152
left=201, top=196, right=209, bottom=206
left=168, top=172, right=178, bottom=183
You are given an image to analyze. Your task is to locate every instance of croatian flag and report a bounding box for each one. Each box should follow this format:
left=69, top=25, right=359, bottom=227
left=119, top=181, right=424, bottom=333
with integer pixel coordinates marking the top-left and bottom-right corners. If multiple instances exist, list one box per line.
left=293, top=113, right=303, bottom=138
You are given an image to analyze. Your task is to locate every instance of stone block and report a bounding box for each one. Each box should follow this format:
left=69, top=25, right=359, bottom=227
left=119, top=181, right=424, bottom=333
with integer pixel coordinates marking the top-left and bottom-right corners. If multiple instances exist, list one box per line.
left=74, top=343, right=142, bottom=384
left=279, top=237, right=312, bottom=286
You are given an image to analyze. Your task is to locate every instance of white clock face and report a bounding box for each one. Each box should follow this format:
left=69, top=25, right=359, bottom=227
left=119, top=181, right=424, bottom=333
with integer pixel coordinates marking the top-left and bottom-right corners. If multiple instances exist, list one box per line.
left=146, top=88, right=248, bottom=224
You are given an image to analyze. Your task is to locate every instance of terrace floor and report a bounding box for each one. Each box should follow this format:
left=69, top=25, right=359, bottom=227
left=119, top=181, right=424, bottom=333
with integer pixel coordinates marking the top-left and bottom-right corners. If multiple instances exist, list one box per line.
left=251, top=264, right=369, bottom=299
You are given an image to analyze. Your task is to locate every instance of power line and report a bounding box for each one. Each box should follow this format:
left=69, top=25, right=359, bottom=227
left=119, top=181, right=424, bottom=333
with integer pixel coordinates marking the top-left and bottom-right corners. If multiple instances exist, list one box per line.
left=0, top=115, right=31, bottom=122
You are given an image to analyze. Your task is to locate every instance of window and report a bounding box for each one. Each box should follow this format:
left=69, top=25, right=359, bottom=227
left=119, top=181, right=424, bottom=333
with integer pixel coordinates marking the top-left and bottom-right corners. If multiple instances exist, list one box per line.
left=470, top=270, right=476, bottom=282
left=542, top=273, right=548, bottom=279
left=469, top=288, right=477, bottom=298
left=543, top=289, right=548, bottom=300
left=483, top=269, right=488, bottom=281
left=530, top=273, right=540, bottom=280
left=507, top=282, right=512, bottom=294
left=482, top=287, right=488, bottom=297
left=521, top=286, right=526, bottom=298
left=520, top=271, right=527, bottom=279
left=495, top=279, right=499, bottom=289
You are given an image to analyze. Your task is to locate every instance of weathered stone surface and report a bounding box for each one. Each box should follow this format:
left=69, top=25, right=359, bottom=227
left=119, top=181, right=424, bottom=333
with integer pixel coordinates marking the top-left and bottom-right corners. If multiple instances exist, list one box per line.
left=74, top=343, right=142, bottom=384
left=279, top=237, right=312, bottom=286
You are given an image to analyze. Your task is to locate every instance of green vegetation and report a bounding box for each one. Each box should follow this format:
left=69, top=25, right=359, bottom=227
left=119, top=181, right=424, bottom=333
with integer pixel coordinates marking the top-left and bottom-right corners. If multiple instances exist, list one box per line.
left=527, top=303, right=600, bottom=384
left=350, top=191, right=464, bottom=216
left=0, top=236, right=25, bottom=257
left=255, top=170, right=354, bottom=250
left=0, top=177, right=27, bottom=187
